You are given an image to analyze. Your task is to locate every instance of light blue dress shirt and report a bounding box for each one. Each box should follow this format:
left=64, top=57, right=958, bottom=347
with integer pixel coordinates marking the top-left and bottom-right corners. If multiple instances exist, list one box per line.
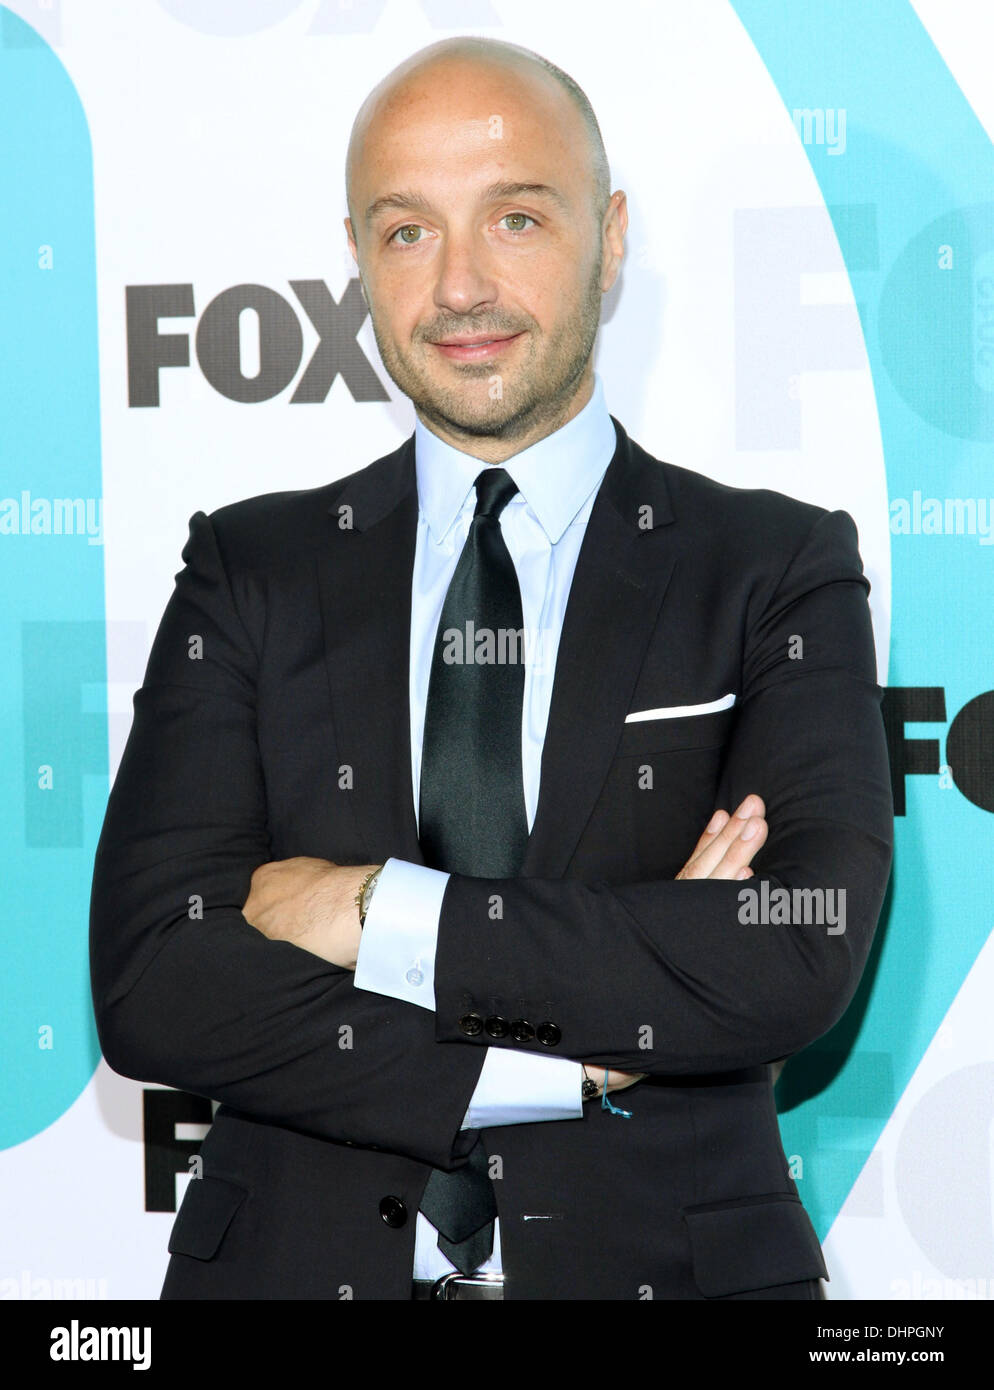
left=353, top=371, right=618, bottom=1280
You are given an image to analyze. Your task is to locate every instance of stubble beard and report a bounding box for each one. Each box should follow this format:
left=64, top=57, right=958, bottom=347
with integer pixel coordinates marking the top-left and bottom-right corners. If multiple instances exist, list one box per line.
left=367, top=251, right=604, bottom=445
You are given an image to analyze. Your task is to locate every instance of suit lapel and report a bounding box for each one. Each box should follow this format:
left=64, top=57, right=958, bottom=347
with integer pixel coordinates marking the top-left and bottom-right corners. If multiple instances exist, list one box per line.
left=317, top=418, right=679, bottom=879
left=520, top=419, right=677, bottom=877
left=316, top=435, right=425, bottom=866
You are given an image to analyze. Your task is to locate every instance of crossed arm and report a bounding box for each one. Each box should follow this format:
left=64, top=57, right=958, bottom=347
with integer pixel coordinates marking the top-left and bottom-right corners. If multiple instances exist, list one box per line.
left=90, top=504, right=893, bottom=1172
left=242, top=506, right=893, bottom=1078
left=240, top=793, right=773, bottom=1094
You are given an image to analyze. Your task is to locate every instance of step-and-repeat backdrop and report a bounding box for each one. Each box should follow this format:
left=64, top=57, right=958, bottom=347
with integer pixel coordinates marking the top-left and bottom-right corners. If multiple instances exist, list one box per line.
left=1, top=0, right=992, bottom=1300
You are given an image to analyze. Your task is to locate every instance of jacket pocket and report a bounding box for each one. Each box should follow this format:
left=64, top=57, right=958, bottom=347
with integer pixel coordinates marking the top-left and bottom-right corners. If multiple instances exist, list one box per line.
left=682, top=1192, right=828, bottom=1297
left=167, top=1175, right=248, bottom=1262
left=615, top=706, right=736, bottom=757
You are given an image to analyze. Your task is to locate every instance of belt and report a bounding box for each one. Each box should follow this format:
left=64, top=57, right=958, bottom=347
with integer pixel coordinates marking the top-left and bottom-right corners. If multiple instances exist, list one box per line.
left=412, top=1273, right=505, bottom=1301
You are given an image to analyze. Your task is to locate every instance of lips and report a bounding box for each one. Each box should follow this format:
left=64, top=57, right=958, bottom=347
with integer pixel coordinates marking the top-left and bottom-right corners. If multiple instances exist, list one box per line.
left=430, top=332, right=524, bottom=361
left=434, top=334, right=514, bottom=346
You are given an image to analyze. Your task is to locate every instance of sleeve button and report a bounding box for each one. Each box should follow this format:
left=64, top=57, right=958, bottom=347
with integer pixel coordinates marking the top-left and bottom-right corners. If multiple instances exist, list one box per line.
left=379, top=1196, right=408, bottom=1228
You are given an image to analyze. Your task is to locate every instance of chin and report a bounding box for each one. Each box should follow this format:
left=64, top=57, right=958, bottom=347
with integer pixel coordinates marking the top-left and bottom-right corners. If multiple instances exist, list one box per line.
left=446, top=396, right=531, bottom=436
left=412, top=382, right=520, bottom=435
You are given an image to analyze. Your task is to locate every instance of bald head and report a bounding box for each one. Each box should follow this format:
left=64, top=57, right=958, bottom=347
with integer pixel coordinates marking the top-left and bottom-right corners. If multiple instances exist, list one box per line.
left=345, top=37, right=611, bottom=235
left=340, top=36, right=626, bottom=459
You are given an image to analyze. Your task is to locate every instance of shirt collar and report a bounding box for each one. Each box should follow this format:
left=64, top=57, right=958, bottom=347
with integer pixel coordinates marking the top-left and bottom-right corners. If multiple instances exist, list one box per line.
left=414, top=371, right=616, bottom=546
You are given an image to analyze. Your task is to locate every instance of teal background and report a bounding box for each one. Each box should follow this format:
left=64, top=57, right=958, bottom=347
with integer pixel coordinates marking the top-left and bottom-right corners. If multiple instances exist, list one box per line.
left=733, top=0, right=994, bottom=1238
left=0, top=7, right=105, bottom=1145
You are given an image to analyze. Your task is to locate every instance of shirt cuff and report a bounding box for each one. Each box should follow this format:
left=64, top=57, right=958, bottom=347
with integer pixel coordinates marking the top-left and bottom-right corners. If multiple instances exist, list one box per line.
left=459, top=1047, right=585, bottom=1130
left=352, top=857, right=448, bottom=1011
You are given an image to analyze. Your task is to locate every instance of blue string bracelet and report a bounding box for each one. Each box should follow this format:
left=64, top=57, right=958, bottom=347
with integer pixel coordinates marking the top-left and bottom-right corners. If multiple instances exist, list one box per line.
left=602, top=1081, right=633, bottom=1118
left=583, top=1065, right=633, bottom=1118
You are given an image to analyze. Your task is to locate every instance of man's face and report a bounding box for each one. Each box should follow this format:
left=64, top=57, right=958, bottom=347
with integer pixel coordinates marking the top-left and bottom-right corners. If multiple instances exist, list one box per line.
left=346, top=59, right=624, bottom=446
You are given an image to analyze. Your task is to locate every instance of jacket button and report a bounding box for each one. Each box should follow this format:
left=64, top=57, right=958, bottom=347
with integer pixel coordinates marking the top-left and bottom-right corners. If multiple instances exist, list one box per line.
left=459, top=1013, right=484, bottom=1037
left=536, top=1021, right=561, bottom=1047
left=484, top=1015, right=509, bottom=1039
left=510, top=1019, right=534, bottom=1042
left=379, top=1196, right=408, bottom=1228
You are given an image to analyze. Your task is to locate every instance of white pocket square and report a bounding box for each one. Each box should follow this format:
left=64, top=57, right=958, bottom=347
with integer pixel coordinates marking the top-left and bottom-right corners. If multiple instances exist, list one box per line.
left=624, top=693, right=736, bottom=723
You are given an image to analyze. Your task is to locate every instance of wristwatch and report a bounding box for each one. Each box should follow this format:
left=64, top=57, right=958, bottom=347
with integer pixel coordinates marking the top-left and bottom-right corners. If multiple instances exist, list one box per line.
left=356, top=865, right=383, bottom=928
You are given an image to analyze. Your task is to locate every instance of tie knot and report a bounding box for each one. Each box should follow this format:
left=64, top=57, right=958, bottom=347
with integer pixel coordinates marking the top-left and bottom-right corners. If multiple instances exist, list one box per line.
left=473, top=467, right=518, bottom=521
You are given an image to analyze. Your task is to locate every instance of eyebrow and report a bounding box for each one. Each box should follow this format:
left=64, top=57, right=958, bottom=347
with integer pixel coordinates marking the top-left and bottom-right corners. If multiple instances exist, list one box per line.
left=364, top=180, right=570, bottom=227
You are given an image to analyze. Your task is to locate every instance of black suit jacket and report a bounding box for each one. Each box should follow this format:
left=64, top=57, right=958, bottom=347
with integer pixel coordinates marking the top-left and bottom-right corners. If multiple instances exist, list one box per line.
left=89, top=417, right=894, bottom=1299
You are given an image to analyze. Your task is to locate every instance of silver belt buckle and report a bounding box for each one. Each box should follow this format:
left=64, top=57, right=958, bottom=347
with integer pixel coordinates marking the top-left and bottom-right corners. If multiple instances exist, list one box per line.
left=431, top=1272, right=505, bottom=1301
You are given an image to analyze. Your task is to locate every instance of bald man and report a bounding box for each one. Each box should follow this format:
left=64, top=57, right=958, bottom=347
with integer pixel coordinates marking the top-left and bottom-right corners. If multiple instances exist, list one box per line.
left=90, top=37, right=893, bottom=1301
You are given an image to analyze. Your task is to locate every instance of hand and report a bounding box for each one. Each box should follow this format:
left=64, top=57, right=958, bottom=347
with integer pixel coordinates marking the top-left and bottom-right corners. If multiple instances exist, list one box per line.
left=241, top=856, right=377, bottom=969
left=675, top=793, right=768, bottom=881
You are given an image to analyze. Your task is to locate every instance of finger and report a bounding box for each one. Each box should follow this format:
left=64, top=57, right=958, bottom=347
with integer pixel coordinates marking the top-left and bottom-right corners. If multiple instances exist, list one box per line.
left=679, top=796, right=765, bottom=879
left=706, top=815, right=769, bottom=880
left=677, top=809, right=731, bottom=874
left=732, top=793, right=765, bottom=823
left=676, top=796, right=767, bottom=879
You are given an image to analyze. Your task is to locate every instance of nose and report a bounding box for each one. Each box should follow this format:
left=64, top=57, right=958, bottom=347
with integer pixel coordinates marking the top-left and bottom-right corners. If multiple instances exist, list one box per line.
left=432, top=226, right=499, bottom=318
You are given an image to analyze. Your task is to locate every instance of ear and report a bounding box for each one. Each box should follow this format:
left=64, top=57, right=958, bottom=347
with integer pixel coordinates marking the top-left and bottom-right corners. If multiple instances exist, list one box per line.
left=601, top=190, right=628, bottom=293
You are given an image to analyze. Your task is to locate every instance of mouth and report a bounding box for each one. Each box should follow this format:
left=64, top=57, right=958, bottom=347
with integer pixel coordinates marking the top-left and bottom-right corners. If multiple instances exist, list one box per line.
left=429, top=332, right=525, bottom=362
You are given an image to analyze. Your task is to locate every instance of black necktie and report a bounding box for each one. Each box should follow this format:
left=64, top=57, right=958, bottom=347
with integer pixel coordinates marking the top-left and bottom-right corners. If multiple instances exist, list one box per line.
left=417, top=467, right=529, bottom=1273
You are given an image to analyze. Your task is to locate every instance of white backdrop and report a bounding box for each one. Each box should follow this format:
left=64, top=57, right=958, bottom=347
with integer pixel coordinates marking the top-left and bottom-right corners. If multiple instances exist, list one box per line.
left=3, top=0, right=992, bottom=1302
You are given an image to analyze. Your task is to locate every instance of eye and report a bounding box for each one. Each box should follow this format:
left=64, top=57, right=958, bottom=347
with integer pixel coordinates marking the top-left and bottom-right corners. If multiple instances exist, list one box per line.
left=498, top=212, right=536, bottom=233
left=390, top=224, right=428, bottom=246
